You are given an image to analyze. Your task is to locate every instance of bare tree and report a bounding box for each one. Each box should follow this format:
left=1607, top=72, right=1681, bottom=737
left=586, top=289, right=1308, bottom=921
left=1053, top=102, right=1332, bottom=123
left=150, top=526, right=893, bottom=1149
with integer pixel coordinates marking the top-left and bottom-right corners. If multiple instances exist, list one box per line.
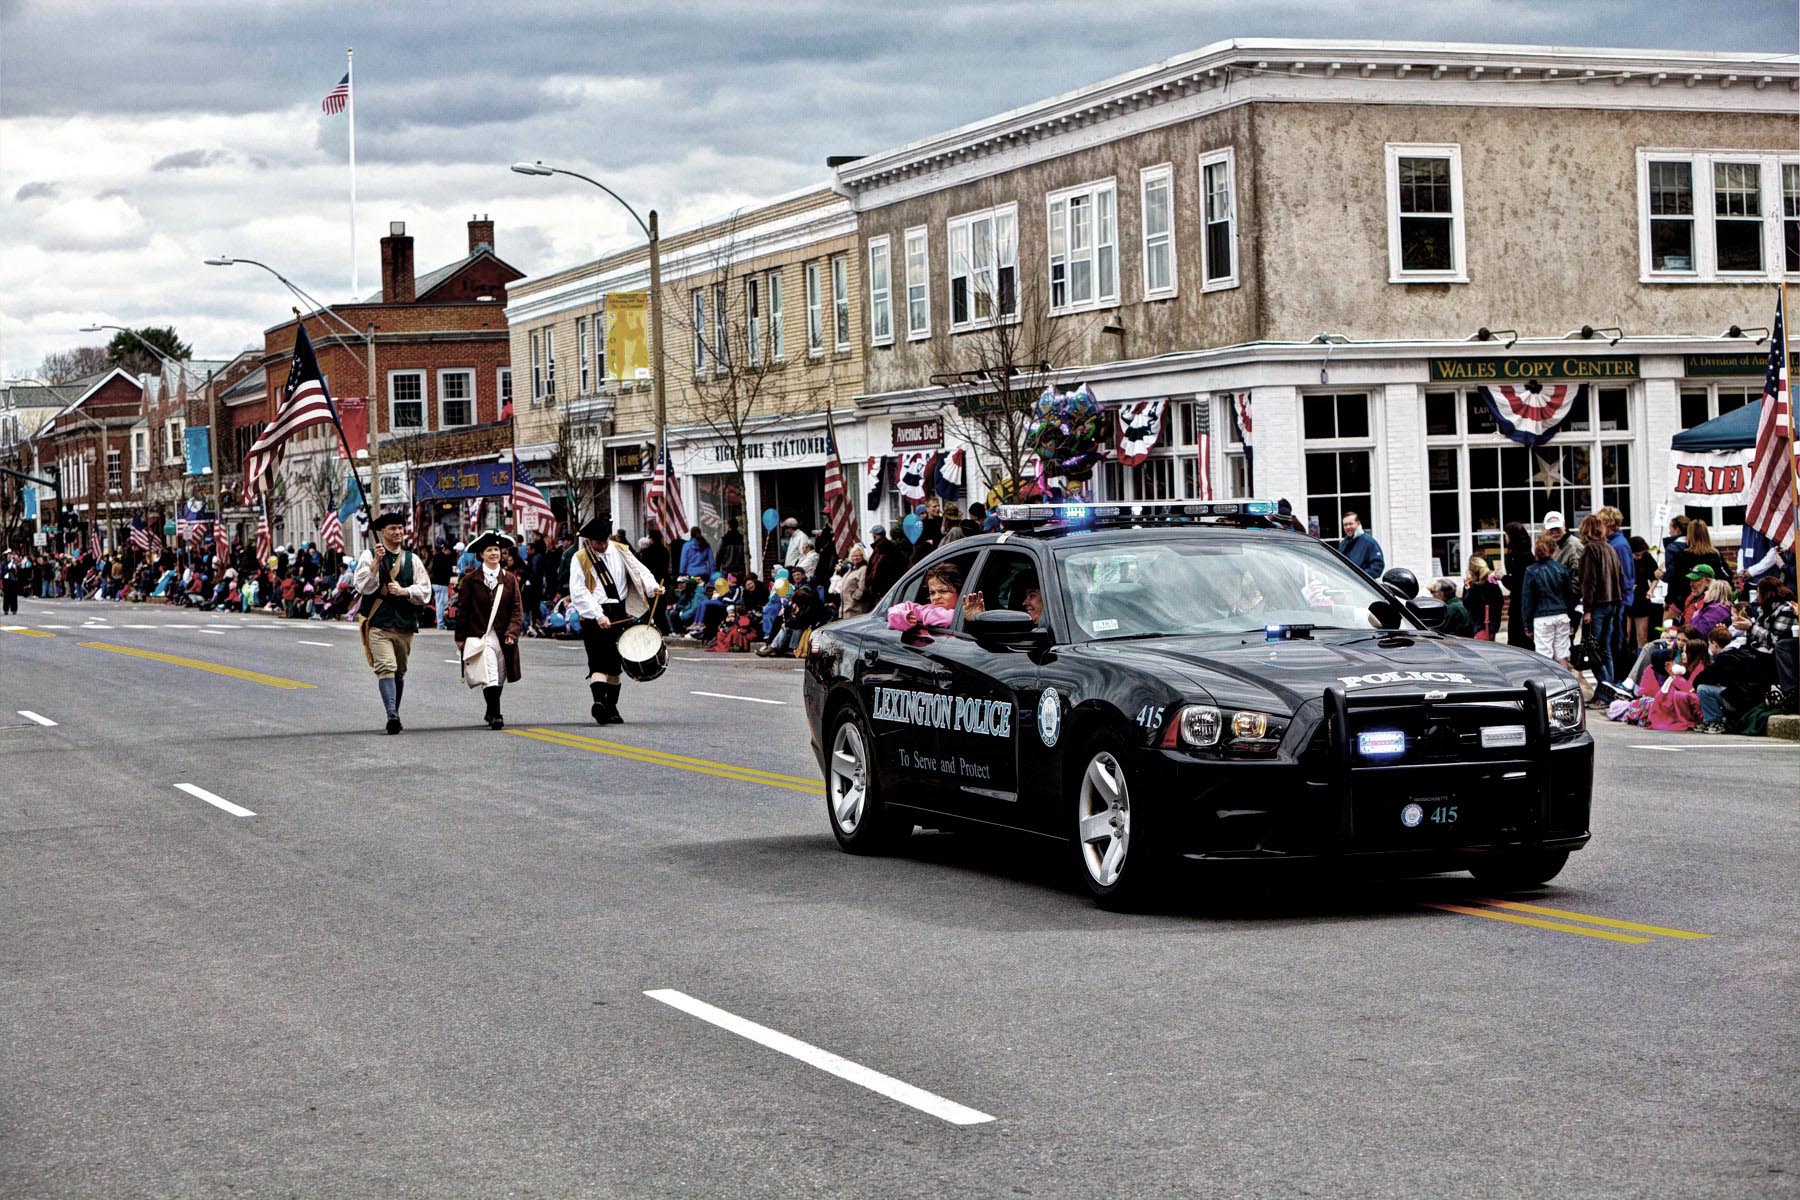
left=545, top=405, right=607, bottom=534
left=37, top=346, right=111, bottom=384
left=673, top=215, right=826, bottom=537
left=930, top=270, right=1076, bottom=502
left=297, top=454, right=342, bottom=525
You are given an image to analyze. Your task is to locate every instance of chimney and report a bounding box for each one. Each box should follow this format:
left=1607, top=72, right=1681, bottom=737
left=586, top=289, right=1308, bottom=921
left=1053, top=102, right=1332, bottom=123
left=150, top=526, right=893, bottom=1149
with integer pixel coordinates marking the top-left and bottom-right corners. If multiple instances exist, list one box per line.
left=468, top=213, right=494, bottom=255
left=380, top=221, right=415, bottom=303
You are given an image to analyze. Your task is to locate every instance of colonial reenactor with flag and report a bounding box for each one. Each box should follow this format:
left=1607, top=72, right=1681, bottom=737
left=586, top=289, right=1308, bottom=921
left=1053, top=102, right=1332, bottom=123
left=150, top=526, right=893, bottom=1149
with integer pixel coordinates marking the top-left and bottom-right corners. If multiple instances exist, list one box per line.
left=354, top=512, right=432, bottom=734
left=569, top=516, right=662, bottom=725
left=454, top=530, right=525, bottom=730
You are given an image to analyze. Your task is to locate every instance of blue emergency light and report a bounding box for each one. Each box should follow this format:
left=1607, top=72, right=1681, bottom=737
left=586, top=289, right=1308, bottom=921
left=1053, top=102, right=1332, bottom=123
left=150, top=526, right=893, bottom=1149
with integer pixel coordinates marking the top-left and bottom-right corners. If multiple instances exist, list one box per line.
left=995, top=499, right=1295, bottom=531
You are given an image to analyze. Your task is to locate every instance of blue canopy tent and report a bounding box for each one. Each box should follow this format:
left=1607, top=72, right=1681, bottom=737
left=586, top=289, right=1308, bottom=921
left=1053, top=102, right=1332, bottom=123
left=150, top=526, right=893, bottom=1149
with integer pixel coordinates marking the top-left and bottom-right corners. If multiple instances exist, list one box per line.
left=1671, top=400, right=1760, bottom=451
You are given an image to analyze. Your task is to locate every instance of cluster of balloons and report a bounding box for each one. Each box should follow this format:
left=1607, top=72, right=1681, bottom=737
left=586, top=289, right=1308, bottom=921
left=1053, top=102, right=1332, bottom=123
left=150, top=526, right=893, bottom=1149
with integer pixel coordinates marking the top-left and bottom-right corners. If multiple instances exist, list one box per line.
left=1028, top=385, right=1106, bottom=492
left=772, top=565, right=793, bottom=597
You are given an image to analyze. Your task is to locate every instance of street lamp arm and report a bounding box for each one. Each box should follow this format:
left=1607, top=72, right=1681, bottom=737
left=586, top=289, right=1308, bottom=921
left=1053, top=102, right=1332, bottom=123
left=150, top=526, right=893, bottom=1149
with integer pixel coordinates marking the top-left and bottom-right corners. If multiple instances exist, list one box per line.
left=81, top=323, right=206, bottom=389
left=209, top=256, right=372, bottom=353
left=547, top=167, right=655, bottom=243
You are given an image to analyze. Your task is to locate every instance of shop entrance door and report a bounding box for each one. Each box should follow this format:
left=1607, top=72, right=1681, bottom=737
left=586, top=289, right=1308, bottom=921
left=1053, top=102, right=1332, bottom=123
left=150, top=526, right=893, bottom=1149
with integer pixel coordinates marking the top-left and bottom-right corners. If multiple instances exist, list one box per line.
left=757, top=467, right=824, bottom=568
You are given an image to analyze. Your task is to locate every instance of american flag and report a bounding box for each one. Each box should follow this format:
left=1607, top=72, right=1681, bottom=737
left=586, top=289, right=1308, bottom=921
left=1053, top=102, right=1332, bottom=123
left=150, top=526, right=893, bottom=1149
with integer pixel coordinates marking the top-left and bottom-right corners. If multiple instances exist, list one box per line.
left=129, top=517, right=163, bottom=556
left=698, top=492, right=721, bottom=531
left=822, top=411, right=859, bottom=558
left=214, top=520, right=231, bottom=566
left=322, top=73, right=349, bottom=116
left=1229, top=390, right=1254, bottom=494
left=1194, top=398, right=1214, bottom=501
left=187, top=518, right=209, bottom=549
left=175, top=514, right=192, bottom=543
left=646, top=433, right=689, bottom=539
left=255, top=503, right=271, bottom=564
left=512, top=459, right=556, bottom=538
left=321, top=509, right=344, bottom=552
left=90, top=527, right=104, bottom=561
left=245, top=326, right=341, bottom=497
left=464, top=495, right=484, bottom=537
left=1743, top=290, right=1794, bottom=551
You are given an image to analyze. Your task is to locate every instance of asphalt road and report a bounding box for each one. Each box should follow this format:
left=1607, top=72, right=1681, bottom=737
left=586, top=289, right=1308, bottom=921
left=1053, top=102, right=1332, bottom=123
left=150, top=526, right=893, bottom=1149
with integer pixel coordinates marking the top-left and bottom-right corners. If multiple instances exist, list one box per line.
left=2, top=598, right=1796, bottom=1199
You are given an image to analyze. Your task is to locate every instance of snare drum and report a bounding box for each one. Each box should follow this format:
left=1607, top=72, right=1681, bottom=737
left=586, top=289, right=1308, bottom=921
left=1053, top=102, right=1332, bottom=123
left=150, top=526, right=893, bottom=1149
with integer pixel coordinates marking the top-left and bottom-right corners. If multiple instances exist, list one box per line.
left=617, top=622, right=668, bottom=682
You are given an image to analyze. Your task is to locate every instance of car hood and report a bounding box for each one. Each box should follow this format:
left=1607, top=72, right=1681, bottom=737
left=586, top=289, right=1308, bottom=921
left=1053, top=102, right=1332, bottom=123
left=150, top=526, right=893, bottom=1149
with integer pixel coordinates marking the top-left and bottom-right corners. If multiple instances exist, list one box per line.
left=1070, top=631, right=1567, bottom=714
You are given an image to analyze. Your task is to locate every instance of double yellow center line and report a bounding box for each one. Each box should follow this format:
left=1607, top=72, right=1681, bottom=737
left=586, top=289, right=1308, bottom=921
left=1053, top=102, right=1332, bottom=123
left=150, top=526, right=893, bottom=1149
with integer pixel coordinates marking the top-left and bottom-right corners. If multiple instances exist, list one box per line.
left=1426, top=898, right=1710, bottom=945
left=509, top=726, right=825, bottom=795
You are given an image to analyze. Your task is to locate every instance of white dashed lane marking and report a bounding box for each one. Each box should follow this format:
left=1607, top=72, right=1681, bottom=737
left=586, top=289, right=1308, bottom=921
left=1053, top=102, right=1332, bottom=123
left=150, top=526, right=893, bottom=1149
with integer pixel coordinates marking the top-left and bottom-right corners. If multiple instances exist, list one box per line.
left=17, top=710, right=57, bottom=727
left=689, top=690, right=787, bottom=706
left=174, top=783, right=255, bottom=818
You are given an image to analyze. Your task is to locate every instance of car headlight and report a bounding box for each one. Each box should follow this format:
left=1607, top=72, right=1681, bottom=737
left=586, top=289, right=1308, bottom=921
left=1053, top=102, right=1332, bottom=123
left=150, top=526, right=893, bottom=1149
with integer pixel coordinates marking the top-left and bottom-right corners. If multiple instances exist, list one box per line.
left=1169, top=704, right=1288, bottom=755
left=1546, top=687, right=1585, bottom=735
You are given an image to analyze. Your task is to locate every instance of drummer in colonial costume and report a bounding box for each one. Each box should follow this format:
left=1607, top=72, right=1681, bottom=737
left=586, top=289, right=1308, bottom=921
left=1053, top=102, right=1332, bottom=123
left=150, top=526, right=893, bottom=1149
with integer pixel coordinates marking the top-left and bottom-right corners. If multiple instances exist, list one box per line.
left=569, top=516, right=662, bottom=724
left=353, top=512, right=433, bottom=734
left=455, top=530, right=525, bottom=729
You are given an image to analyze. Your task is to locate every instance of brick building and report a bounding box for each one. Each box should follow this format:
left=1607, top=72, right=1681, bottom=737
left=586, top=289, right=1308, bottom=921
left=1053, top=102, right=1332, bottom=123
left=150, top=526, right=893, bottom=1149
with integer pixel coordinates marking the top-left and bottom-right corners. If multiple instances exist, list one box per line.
left=836, top=38, right=1797, bottom=575
left=242, top=217, right=524, bottom=547
left=31, top=369, right=148, bottom=551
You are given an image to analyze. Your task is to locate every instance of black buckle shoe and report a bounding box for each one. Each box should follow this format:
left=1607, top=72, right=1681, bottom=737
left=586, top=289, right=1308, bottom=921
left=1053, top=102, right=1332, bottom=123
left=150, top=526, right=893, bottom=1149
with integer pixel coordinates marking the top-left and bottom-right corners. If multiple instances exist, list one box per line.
left=385, top=716, right=402, bottom=735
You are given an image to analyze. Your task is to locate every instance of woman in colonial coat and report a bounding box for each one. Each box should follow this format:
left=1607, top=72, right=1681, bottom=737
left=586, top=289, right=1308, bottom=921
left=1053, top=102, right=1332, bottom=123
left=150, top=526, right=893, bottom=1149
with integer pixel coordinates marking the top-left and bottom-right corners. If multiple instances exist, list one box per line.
left=455, top=530, right=526, bottom=729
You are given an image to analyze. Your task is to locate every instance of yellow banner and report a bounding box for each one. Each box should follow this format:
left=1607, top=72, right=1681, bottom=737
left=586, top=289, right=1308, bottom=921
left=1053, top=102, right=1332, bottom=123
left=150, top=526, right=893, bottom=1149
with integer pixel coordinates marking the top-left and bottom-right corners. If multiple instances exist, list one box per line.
left=605, top=292, right=650, bottom=382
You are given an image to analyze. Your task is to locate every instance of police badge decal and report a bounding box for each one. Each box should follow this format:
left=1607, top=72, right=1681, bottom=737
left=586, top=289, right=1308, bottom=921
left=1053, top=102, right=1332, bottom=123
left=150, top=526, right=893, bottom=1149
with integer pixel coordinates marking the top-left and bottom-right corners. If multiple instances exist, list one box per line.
left=1037, top=688, right=1063, bottom=748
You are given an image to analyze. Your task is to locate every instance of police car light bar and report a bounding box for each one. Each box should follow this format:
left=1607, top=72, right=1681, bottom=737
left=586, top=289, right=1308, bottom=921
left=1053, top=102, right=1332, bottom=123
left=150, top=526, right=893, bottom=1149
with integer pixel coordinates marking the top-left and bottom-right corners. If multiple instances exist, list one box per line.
left=995, top=500, right=1295, bottom=531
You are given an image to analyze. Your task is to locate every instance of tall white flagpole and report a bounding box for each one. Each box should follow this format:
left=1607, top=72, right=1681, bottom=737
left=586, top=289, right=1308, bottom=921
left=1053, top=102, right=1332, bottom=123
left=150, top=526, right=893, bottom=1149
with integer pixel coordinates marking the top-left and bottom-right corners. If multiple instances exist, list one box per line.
left=347, top=46, right=358, bottom=298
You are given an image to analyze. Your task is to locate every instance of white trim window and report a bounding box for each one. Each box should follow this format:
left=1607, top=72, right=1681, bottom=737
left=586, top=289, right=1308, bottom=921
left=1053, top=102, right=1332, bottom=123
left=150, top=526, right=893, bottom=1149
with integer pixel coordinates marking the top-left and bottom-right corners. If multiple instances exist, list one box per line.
left=1097, top=399, right=1207, bottom=502
left=948, top=202, right=1018, bottom=329
left=498, top=367, right=512, bottom=411
left=576, top=317, right=590, bottom=394
left=1636, top=150, right=1800, bottom=282
left=1046, top=178, right=1117, bottom=312
left=904, top=226, right=930, bottom=339
left=543, top=328, right=555, bottom=402
left=767, top=269, right=785, bottom=360
left=1385, top=144, right=1467, bottom=283
left=1198, top=149, right=1238, bottom=291
left=746, top=276, right=762, bottom=365
left=529, top=331, right=542, bottom=405
left=388, top=369, right=426, bottom=431
left=805, top=261, right=823, bottom=356
left=438, top=368, right=474, bottom=428
left=131, top=428, right=149, bottom=471
left=714, top=282, right=729, bottom=369
left=693, top=288, right=708, bottom=370
left=1140, top=164, right=1176, bottom=299
left=867, top=236, right=893, bottom=346
left=1679, top=382, right=1755, bottom=529
left=106, top=448, right=121, bottom=493
left=831, top=255, right=851, bottom=351
left=163, top=417, right=184, bottom=464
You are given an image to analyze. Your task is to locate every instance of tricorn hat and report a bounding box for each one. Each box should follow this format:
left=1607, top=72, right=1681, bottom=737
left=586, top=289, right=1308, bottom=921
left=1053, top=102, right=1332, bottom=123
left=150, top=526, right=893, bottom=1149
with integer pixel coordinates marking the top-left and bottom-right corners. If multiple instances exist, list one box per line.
left=578, top=516, right=609, bottom=542
left=370, top=512, right=406, bottom=532
left=467, top=530, right=516, bottom=556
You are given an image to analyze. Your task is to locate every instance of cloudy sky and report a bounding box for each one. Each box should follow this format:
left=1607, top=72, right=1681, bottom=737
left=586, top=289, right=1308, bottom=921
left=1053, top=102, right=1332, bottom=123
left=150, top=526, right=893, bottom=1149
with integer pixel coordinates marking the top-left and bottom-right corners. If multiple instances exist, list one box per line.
left=2, top=0, right=1793, bottom=380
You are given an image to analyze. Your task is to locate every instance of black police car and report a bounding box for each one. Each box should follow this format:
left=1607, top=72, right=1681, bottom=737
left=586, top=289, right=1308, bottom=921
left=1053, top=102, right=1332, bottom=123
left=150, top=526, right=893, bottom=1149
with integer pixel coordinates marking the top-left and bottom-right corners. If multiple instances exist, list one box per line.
left=803, top=501, right=1594, bottom=906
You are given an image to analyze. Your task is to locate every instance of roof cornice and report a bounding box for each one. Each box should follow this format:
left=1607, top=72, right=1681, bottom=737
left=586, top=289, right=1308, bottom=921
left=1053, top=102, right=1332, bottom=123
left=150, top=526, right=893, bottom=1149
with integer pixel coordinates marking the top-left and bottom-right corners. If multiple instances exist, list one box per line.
left=835, top=38, right=1800, bottom=208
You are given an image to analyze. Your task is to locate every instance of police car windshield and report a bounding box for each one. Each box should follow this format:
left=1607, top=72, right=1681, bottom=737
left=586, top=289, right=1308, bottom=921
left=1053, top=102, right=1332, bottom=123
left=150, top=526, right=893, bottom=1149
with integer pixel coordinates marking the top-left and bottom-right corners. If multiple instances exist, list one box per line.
left=1056, top=536, right=1391, bottom=640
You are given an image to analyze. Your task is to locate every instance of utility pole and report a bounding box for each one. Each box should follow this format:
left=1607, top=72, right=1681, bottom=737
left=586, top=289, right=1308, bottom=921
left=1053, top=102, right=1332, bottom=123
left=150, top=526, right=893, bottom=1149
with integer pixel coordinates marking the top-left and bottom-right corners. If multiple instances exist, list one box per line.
left=648, top=210, right=666, bottom=447
left=205, top=368, right=223, bottom=552
left=365, top=323, right=380, bottom=519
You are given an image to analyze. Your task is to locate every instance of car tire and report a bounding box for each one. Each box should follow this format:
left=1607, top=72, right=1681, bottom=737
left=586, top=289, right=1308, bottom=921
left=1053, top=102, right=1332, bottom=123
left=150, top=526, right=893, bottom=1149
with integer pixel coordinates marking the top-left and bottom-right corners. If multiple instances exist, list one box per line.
left=1070, top=739, right=1160, bottom=908
left=824, top=707, right=911, bottom=854
left=1469, top=849, right=1570, bottom=891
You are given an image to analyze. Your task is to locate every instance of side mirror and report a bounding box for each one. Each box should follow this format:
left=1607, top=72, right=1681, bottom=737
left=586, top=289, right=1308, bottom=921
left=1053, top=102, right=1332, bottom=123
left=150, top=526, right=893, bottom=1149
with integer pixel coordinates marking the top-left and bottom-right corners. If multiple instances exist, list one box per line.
left=967, top=608, right=1047, bottom=647
left=1381, top=566, right=1420, bottom=599
left=1407, top=596, right=1449, bottom=629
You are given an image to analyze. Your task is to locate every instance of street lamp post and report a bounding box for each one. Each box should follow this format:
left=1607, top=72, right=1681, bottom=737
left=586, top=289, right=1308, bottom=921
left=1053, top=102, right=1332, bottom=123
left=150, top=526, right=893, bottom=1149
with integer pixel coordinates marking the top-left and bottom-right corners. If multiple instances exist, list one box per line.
left=509, top=161, right=667, bottom=446
left=204, top=257, right=380, bottom=525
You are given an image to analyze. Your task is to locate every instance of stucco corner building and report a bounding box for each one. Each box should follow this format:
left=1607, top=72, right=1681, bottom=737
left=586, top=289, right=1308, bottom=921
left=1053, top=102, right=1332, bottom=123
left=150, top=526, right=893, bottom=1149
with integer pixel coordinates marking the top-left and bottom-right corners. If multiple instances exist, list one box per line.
left=833, top=38, right=1799, bottom=576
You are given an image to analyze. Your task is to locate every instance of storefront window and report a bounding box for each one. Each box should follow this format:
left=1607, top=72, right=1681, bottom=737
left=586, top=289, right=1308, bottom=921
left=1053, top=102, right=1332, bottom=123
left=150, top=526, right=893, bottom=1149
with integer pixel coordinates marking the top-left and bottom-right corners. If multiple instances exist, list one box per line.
left=1426, top=385, right=1635, bottom=576
left=1678, top=384, right=1755, bottom=528
left=1094, top=399, right=1202, bottom=502
left=1303, top=392, right=1374, bottom=538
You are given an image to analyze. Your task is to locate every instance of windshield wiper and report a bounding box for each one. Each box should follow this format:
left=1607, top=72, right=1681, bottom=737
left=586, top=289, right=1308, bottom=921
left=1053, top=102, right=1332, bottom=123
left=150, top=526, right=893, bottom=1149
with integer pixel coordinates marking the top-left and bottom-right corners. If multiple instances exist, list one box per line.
left=1093, top=631, right=1170, bottom=642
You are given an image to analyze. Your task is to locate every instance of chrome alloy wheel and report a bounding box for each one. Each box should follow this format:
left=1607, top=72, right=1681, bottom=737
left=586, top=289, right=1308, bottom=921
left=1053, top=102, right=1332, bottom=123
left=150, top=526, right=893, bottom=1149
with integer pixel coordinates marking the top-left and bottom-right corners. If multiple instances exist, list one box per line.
left=829, top=720, right=870, bottom=834
left=1077, top=750, right=1131, bottom=888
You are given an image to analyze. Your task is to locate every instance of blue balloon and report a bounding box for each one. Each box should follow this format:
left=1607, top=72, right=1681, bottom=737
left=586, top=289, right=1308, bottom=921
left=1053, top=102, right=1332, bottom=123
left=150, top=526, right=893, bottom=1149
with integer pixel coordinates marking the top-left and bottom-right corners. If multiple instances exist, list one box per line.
left=902, top=513, right=924, bottom=544
left=762, top=507, right=780, bottom=533
left=774, top=567, right=790, bottom=580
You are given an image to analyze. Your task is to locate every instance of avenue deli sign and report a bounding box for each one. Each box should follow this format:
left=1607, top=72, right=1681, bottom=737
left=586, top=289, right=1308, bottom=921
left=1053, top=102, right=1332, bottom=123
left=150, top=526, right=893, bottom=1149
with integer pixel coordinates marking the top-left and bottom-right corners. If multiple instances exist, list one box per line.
left=1429, top=356, right=1639, bottom=383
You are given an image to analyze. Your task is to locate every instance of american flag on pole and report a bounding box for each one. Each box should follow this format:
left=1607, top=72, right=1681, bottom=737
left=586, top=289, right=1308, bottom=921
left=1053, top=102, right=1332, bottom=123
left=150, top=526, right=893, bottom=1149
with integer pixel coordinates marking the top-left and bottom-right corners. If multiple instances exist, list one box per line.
left=245, top=326, right=341, bottom=497
left=255, top=502, right=271, bottom=564
left=214, top=519, right=231, bottom=566
left=1194, top=398, right=1214, bottom=500
left=646, top=433, right=689, bottom=538
left=511, top=458, right=556, bottom=539
left=822, top=409, right=860, bottom=558
left=186, top=518, right=210, bottom=550
left=322, top=73, right=350, bottom=115
left=90, top=527, right=104, bottom=561
left=1743, top=289, right=1794, bottom=553
left=320, top=508, right=344, bottom=552
left=129, top=517, right=163, bottom=556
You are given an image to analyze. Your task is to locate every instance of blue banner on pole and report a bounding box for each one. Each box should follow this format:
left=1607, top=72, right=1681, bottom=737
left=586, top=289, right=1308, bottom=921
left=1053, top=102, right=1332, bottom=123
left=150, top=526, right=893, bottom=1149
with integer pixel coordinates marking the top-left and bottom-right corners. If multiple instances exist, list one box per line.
left=22, top=486, right=37, bottom=520
left=183, top=427, right=213, bottom=476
